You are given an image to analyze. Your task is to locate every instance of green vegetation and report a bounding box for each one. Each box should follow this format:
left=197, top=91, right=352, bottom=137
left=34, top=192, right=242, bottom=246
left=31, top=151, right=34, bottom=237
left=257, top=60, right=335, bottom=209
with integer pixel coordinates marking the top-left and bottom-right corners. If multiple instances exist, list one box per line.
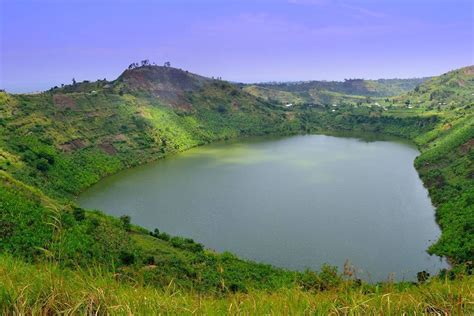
left=244, top=77, right=429, bottom=106
left=0, top=65, right=472, bottom=313
left=1, top=254, right=472, bottom=314
left=398, top=67, right=474, bottom=263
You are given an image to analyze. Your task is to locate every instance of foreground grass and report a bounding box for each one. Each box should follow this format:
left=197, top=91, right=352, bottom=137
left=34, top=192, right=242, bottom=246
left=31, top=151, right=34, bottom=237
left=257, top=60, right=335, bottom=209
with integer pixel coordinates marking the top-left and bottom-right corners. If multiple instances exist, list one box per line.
left=1, top=255, right=472, bottom=315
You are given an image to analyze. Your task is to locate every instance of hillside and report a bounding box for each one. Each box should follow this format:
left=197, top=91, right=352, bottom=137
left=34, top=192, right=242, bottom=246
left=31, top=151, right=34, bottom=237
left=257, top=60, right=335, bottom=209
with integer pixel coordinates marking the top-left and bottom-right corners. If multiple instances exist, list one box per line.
left=1, top=67, right=299, bottom=199
left=395, top=66, right=474, bottom=111
left=0, top=65, right=473, bottom=313
left=396, top=66, right=474, bottom=262
left=244, top=77, right=429, bottom=106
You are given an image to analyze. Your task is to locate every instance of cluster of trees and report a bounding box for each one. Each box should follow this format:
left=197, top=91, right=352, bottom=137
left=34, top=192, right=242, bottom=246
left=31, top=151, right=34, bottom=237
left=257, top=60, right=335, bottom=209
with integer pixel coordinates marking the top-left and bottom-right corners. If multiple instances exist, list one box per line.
left=127, top=60, right=172, bottom=70
left=149, top=227, right=203, bottom=253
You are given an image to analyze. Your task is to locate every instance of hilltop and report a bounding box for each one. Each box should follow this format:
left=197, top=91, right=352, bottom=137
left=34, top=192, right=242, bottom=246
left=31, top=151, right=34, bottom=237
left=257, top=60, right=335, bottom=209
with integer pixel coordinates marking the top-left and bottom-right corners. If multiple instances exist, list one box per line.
left=0, top=64, right=472, bottom=313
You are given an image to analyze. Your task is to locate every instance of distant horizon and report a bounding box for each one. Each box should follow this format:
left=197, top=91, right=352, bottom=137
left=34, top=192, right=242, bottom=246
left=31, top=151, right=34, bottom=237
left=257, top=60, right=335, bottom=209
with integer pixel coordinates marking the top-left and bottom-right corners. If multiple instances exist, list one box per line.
left=4, top=62, right=473, bottom=94
left=1, top=0, right=473, bottom=93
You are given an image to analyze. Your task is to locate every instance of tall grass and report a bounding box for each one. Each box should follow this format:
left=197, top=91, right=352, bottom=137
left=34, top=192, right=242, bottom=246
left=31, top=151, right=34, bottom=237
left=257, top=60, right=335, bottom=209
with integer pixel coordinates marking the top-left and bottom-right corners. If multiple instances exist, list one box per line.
left=1, top=255, right=472, bottom=315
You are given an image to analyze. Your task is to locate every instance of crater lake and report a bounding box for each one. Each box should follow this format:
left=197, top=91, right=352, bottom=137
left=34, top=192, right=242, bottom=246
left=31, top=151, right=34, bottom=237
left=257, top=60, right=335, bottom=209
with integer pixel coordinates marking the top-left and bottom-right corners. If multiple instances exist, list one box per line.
left=78, top=134, right=448, bottom=281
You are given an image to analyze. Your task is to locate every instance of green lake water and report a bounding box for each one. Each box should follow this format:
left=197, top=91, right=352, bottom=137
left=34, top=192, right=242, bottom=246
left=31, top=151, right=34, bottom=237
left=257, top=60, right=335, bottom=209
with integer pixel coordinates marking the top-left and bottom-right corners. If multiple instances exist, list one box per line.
left=78, top=134, right=448, bottom=281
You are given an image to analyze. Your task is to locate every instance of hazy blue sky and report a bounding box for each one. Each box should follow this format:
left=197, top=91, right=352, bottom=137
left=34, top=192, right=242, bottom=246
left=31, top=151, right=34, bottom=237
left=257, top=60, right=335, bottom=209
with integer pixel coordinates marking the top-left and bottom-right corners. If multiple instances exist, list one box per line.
left=1, top=0, right=473, bottom=92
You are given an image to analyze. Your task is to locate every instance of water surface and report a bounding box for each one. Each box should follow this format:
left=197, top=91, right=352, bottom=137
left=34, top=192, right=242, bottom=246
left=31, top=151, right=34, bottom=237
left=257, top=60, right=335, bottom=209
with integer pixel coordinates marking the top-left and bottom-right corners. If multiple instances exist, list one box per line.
left=79, top=134, right=447, bottom=281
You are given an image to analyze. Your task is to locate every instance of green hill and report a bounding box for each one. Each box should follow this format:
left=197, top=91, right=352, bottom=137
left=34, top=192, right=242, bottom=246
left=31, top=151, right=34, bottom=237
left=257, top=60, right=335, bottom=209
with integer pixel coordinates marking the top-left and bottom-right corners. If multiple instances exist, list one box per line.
left=0, top=65, right=472, bottom=313
left=396, top=66, right=474, bottom=262
left=243, top=77, right=429, bottom=106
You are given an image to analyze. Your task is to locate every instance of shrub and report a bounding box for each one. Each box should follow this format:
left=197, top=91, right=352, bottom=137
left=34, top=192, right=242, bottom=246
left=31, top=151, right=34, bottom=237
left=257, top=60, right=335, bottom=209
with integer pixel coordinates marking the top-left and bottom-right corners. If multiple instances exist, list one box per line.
left=228, top=282, right=247, bottom=293
left=416, top=270, right=430, bottom=283
left=35, top=158, right=50, bottom=172
left=120, top=215, right=131, bottom=231
left=119, top=251, right=136, bottom=265
left=144, top=256, right=155, bottom=265
left=318, top=265, right=342, bottom=290
left=298, top=270, right=320, bottom=290
left=158, top=232, right=170, bottom=241
left=297, top=265, right=342, bottom=291
left=73, top=207, right=86, bottom=221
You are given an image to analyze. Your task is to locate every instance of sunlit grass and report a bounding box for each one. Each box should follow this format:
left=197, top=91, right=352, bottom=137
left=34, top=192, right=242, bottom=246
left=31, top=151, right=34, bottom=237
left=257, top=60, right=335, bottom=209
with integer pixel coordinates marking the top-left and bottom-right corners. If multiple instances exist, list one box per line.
left=1, top=255, right=472, bottom=315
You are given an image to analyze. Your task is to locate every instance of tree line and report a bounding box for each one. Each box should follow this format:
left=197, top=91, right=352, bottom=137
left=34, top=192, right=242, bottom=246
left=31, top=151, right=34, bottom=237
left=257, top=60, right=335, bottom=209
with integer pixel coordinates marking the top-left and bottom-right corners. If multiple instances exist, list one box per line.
left=127, top=60, right=171, bottom=70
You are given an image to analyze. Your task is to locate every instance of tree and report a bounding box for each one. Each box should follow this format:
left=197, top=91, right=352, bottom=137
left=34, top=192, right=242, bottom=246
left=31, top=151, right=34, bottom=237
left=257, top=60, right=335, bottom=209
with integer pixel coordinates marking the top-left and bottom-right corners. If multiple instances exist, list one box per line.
left=141, top=59, right=150, bottom=66
left=164, top=61, right=171, bottom=67
left=72, top=78, right=77, bottom=85
left=128, top=62, right=140, bottom=69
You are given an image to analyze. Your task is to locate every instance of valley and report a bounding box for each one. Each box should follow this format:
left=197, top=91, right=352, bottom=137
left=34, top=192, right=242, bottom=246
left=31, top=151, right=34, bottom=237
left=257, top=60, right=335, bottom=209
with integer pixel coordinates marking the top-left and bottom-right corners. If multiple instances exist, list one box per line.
left=0, top=64, right=472, bottom=313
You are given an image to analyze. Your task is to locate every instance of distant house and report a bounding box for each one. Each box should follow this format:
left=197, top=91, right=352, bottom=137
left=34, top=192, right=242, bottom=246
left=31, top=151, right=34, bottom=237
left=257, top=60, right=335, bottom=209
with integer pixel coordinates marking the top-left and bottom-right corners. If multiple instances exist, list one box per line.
left=285, top=103, right=293, bottom=107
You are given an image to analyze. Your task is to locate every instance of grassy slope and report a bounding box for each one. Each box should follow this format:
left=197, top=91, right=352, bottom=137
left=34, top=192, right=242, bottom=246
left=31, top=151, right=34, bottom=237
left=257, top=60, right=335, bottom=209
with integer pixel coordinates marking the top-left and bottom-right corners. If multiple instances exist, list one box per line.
left=0, top=66, right=472, bottom=313
left=244, top=77, right=429, bottom=106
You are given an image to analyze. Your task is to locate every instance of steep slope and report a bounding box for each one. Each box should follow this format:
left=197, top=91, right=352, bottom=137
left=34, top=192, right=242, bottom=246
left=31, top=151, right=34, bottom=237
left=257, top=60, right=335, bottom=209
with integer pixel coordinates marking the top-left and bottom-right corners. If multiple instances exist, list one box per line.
left=400, top=66, right=474, bottom=262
